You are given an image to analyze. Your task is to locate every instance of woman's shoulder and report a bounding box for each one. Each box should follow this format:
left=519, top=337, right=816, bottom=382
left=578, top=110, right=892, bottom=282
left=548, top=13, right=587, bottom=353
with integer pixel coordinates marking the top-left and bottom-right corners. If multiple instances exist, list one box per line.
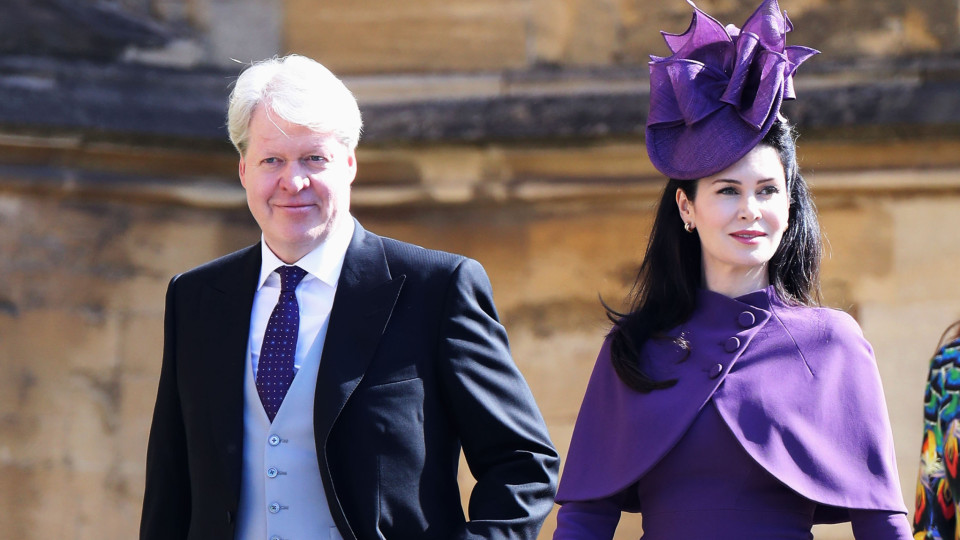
left=769, top=302, right=875, bottom=368
left=815, top=305, right=865, bottom=338
left=773, top=301, right=864, bottom=338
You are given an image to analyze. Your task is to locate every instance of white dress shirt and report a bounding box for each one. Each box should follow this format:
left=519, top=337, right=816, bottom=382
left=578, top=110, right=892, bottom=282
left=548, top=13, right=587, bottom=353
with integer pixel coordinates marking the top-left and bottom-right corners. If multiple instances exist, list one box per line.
left=248, top=219, right=355, bottom=377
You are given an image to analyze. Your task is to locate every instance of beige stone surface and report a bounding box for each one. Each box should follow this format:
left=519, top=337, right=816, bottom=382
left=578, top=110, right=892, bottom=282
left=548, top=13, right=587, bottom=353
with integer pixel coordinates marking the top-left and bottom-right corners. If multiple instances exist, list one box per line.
left=283, top=0, right=529, bottom=73
left=503, top=142, right=659, bottom=181
left=120, top=314, right=165, bottom=375
left=616, top=0, right=960, bottom=65
left=530, top=0, right=623, bottom=65
left=801, top=140, right=960, bottom=173
left=76, top=0, right=960, bottom=73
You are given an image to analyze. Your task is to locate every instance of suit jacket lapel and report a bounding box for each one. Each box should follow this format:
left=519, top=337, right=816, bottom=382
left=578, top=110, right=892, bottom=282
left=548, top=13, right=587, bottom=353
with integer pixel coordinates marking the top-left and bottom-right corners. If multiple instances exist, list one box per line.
left=313, top=223, right=404, bottom=540
left=202, top=244, right=261, bottom=499
left=314, top=222, right=405, bottom=444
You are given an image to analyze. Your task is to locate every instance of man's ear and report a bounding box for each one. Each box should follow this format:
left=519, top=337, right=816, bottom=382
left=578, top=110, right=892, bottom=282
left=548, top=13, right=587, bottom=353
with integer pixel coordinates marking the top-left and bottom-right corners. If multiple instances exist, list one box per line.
left=345, top=149, right=358, bottom=185
left=238, top=156, right=247, bottom=188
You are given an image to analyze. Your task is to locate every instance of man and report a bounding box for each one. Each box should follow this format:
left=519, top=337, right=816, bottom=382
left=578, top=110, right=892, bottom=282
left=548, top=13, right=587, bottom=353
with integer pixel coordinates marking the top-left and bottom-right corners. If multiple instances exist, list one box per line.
left=140, top=55, right=559, bottom=540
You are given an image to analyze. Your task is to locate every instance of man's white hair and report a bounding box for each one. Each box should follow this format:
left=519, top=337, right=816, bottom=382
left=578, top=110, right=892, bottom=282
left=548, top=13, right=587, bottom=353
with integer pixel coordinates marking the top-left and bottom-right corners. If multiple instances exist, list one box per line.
left=227, top=54, right=363, bottom=155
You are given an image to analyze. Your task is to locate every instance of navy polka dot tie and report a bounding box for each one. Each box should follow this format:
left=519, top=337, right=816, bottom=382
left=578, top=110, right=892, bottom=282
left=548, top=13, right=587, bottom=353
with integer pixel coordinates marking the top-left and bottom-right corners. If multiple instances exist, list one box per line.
left=256, top=265, right=307, bottom=422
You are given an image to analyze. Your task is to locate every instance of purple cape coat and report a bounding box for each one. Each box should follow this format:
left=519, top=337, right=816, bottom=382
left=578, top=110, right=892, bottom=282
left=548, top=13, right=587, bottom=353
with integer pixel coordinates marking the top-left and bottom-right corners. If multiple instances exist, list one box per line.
left=555, top=287, right=907, bottom=522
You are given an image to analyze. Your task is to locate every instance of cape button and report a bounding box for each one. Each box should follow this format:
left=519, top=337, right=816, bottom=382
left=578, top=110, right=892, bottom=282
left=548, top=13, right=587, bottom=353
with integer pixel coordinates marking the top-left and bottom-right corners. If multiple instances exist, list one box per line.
left=738, top=310, right=756, bottom=327
left=708, top=363, right=724, bottom=379
left=724, top=336, right=741, bottom=353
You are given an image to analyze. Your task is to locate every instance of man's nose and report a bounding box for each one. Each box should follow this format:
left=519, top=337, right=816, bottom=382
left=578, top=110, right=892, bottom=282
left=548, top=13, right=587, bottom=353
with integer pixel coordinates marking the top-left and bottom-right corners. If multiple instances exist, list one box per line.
left=281, top=163, right=310, bottom=192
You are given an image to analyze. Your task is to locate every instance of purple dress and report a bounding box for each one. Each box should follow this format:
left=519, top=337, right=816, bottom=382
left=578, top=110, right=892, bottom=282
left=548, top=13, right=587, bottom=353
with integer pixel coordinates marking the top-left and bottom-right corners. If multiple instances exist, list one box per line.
left=554, top=287, right=910, bottom=539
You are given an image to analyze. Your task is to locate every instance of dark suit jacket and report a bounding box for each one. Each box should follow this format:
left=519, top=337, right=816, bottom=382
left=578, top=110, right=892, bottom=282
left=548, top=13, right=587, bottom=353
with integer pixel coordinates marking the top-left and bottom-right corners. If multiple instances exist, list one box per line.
left=140, top=220, right=559, bottom=540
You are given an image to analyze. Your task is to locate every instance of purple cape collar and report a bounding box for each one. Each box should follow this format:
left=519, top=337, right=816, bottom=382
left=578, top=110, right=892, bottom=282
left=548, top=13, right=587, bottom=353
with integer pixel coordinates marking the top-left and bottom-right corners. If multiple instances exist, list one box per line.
left=556, top=287, right=907, bottom=518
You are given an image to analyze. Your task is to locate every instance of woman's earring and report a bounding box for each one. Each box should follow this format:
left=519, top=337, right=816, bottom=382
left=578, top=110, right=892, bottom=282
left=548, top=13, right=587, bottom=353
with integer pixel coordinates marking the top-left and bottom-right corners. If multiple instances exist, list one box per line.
left=684, top=222, right=694, bottom=233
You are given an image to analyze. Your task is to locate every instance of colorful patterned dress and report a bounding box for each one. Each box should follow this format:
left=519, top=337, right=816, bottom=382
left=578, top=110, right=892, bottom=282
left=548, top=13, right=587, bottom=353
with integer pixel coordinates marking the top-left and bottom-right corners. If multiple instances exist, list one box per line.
left=915, top=338, right=960, bottom=540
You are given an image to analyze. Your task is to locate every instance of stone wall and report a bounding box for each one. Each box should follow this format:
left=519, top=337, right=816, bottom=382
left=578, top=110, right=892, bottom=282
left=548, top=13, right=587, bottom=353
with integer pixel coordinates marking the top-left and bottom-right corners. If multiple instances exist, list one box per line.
left=3, top=0, right=960, bottom=539
left=4, top=0, right=956, bottom=71
left=284, top=0, right=960, bottom=74
left=2, top=133, right=959, bottom=539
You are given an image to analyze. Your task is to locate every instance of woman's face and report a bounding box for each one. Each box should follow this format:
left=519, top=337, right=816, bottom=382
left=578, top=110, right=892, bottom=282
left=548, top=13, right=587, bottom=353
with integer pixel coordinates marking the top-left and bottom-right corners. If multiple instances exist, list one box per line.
left=676, top=144, right=790, bottom=292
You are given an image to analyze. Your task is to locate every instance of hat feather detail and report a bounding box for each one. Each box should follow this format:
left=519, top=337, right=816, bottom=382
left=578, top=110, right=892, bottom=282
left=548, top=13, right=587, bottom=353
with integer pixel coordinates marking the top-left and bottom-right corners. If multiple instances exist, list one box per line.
left=645, top=0, right=819, bottom=179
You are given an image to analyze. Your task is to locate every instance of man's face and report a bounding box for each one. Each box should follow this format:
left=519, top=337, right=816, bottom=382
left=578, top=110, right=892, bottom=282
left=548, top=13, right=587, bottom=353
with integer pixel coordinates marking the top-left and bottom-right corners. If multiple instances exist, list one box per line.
left=239, top=105, right=356, bottom=263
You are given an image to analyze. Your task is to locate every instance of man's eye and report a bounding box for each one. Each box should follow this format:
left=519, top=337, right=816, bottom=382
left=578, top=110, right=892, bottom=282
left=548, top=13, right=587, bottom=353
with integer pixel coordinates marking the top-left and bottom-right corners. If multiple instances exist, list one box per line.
left=307, top=155, right=327, bottom=163
left=262, top=157, right=280, bottom=164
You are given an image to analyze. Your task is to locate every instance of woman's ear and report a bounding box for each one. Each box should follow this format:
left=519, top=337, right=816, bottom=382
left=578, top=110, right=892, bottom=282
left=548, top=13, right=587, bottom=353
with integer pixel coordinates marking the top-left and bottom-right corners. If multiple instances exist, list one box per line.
left=675, top=187, right=694, bottom=222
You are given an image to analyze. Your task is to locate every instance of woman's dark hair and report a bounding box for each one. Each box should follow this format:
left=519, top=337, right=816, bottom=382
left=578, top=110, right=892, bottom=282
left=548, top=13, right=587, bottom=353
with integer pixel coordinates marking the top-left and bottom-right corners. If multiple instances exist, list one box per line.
left=608, top=119, right=822, bottom=392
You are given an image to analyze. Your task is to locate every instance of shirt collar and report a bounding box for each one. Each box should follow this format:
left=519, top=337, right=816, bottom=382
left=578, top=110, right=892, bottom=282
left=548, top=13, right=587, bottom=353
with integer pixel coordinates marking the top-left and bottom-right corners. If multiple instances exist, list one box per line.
left=257, top=218, right=355, bottom=290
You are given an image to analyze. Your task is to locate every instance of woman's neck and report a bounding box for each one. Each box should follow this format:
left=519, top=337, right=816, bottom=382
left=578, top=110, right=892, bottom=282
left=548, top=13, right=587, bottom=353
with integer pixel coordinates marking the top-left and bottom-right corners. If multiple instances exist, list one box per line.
left=703, top=264, right=770, bottom=298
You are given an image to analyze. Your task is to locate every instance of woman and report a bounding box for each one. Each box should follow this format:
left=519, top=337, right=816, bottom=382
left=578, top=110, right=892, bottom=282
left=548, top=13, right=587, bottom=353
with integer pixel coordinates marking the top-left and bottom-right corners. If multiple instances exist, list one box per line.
left=553, top=0, right=912, bottom=538
left=914, top=321, right=960, bottom=539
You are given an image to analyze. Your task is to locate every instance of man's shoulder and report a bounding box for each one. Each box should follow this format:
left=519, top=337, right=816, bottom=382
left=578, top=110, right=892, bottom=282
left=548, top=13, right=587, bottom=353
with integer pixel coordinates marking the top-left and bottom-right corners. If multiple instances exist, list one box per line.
left=377, top=234, right=470, bottom=272
left=174, top=243, right=259, bottom=284
left=361, top=231, right=497, bottom=290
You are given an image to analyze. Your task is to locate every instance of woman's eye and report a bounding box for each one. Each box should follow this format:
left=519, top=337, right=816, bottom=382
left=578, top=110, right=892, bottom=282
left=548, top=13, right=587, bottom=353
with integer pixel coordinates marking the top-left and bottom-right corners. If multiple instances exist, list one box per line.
left=759, top=186, right=780, bottom=195
left=718, top=187, right=738, bottom=195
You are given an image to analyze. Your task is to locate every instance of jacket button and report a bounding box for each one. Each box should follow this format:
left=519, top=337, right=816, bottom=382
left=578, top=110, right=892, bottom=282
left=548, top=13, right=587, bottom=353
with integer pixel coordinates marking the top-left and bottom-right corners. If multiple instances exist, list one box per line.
left=270, top=536, right=281, bottom=540
left=269, top=502, right=281, bottom=514
left=267, top=467, right=279, bottom=478
left=268, top=435, right=281, bottom=446
left=724, top=336, right=741, bottom=353
left=709, top=363, right=724, bottom=379
left=738, top=311, right=756, bottom=327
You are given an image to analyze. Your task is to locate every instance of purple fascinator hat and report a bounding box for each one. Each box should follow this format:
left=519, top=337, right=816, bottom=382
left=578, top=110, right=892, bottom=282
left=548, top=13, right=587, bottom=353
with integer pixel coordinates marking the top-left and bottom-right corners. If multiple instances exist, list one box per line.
left=646, top=0, right=818, bottom=180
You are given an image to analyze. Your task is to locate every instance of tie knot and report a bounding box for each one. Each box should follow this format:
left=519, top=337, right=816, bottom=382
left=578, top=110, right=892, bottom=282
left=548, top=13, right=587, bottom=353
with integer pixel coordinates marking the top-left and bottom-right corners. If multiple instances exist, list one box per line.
left=276, top=265, right=307, bottom=292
